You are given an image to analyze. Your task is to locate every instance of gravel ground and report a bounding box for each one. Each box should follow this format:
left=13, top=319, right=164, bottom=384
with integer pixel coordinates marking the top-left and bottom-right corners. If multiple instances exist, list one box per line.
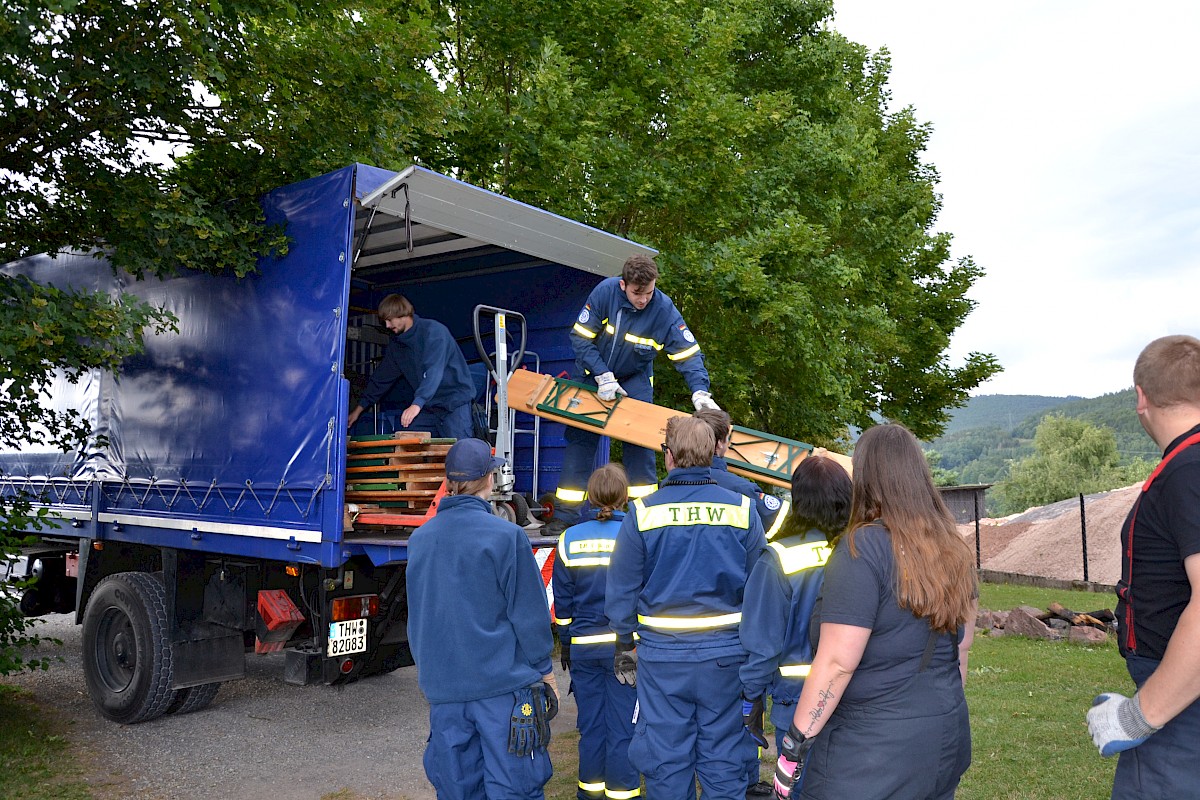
left=4, top=614, right=576, bottom=800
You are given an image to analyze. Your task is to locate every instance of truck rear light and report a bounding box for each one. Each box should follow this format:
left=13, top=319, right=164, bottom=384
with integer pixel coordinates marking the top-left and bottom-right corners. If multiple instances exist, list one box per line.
left=339, top=658, right=355, bottom=675
left=331, top=594, right=379, bottom=622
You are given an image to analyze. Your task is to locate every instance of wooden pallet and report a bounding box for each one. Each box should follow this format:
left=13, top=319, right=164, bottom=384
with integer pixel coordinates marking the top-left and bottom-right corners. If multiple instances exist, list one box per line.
left=506, top=369, right=851, bottom=489
left=343, top=432, right=453, bottom=529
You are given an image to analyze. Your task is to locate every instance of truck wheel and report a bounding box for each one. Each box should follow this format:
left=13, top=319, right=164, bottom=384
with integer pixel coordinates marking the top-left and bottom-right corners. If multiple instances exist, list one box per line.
left=510, top=493, right=531, bottom=526
left=166, top=682, right=220, bottom=715
left=82, top=572, right=177, bottom=724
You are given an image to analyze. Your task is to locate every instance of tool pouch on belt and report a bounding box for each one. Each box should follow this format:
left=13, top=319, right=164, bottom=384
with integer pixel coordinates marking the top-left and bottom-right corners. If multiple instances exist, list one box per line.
left=508, top=687, right=540, bottom=757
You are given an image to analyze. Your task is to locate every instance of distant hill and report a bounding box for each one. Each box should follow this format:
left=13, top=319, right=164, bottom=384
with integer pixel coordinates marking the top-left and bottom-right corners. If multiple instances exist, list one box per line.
left=939, top=395, right=1082, bottom=436
left=925, top=388, right=1154, bottom=485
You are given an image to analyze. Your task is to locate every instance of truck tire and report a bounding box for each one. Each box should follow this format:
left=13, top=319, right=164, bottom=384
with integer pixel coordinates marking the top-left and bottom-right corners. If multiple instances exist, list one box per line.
left=81, top=572, right=177, bottom=724
left=166, top=682, right=220, bottom=715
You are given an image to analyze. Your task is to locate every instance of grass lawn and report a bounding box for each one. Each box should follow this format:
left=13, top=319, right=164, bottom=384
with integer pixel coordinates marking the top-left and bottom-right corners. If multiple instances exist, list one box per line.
left=0, top=684, right=92, bottom=800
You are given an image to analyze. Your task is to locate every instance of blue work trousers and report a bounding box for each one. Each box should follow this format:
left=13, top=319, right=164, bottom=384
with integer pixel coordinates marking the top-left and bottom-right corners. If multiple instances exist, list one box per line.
left=424, top=693, right=553, bottom=800
left=1113, top=654, right=1200, bottom=799
left=554, top=372, right=656, bottom=525
left=570, top=658, right=640, bottom=799
left=628, top=654, right=755, bottom=800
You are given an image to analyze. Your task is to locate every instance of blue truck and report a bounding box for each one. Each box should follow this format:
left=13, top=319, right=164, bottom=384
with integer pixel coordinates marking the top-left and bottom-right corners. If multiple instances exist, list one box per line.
left=0, top=163, right=654, bottom=723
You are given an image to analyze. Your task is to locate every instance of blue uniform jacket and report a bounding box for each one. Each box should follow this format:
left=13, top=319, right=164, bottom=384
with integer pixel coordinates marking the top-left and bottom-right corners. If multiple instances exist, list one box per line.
left=711, top=456, right=788, bottom=539
left=569, top=276, right=709, bottom=392
left=406, top=494, right=553, bottom=703
left=739, top=528, right=831, bottom=702
left=605, top=467, right=766, bottom=661
left=552, top=511, right=624, bottom=660
left=359, top=314, right=475, bottom=413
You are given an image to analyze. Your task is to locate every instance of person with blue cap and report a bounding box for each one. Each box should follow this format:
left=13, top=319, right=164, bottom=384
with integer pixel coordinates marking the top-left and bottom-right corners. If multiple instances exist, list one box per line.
left=407, top=438, right=559, bottom=799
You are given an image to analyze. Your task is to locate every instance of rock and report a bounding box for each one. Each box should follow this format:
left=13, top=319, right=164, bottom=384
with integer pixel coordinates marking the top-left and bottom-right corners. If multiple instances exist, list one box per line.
left=976, top=610, right=1007, bottom=631
left=1068, top=626, right=1109, bottom=645
left=1047, top=618, right=1071, bottom=631
left=1005, top=607, right=1055, bottom=640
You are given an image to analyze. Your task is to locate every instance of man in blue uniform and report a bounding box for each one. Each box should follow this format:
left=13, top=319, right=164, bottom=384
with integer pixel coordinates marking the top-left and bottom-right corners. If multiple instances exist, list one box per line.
left=605, top=416, right=765, bottom=799
left=348, top=294, right=475, bottom=440
left=545, top=255, right=718, bottom=535
left=407, top=438, right=559, bottom=799
left=695, top=408, right=788, bottom=540
left=553, top=464, right=641, bottom=800
left=1088, top=335, right=1200, bottom=798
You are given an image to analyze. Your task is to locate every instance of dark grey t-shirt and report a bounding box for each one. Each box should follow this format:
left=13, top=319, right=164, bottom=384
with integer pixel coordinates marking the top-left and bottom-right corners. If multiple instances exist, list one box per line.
left=820, top=523, right=961, bottom=704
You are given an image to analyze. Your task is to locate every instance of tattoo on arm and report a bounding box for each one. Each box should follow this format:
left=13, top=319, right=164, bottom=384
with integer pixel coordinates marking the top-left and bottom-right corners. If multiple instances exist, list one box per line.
left=804, top=681, right=837, bottom=735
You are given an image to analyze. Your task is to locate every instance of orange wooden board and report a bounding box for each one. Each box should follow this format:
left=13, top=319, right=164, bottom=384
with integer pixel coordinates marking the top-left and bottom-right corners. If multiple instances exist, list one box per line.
left=506, top=370, right=850, bottom=489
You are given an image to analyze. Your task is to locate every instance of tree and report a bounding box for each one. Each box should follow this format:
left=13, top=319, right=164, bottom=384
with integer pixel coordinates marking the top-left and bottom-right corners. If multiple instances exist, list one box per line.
left=1, top=0, right=446, bottom=278
left=992, top=414, right=1153, bottom=516
left=429, top=0, right=999, bottom=444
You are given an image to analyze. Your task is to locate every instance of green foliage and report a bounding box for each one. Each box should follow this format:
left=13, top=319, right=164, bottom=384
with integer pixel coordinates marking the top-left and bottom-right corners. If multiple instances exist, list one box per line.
left=430, top=0, right=999, bottom=444
left=940, top=394, right=1083, bottom=437
left=991, top=415, right=1153, bottom=516
left=1, top=0, right=447, bottom=278
left=925, top=449, right=960, bottom=487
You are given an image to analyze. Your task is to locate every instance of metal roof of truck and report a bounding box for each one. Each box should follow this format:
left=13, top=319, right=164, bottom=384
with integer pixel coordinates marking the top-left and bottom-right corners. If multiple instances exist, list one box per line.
left=354, top=165, right=655, bottom=278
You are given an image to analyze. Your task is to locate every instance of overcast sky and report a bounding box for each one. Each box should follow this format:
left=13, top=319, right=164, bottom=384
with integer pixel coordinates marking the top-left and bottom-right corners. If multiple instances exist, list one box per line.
left=831, top=1, right=1200, bottom=398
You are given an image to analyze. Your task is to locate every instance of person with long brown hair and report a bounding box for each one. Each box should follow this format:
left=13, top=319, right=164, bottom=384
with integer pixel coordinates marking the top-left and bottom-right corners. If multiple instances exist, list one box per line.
left=773, top=423, right=976, bottom=800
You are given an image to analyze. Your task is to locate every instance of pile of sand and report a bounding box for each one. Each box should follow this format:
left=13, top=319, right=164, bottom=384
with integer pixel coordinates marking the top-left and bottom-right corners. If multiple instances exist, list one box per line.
left=960, top=484, right=1140, bottom=586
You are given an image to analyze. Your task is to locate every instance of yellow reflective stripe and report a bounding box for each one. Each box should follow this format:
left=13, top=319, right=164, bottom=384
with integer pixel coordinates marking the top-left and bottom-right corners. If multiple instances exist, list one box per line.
left=626, top=482, right=658, bottom=499
left=579, top=780, right=605, bottom=792
left=606, top=789, right=642, bottom=799
left=765, top=498, right=791, bottom=540
left=566, top=556, right=614, bottom=568
left=573, top=323, right=598, bottom=339
left=554, top=616, right=573, bottom=625
left=780, top=664, right=812, bottom=677
left=556, top=487, right=587, bottom=503
left=605, top=323, right=616, bottom=335
left=634, top=495, right=751, bottom=530
left=668, top=343, right=701, bottom=361
left=572, top=632, right=617, bottom=645
left=767, top=540, right=831, bottom=575
left=637, top=612, right=742, bottom=630
left=623, top=332, right=663, bottom=350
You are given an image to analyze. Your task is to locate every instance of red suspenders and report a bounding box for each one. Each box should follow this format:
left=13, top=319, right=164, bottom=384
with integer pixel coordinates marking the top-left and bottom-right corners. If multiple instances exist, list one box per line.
left=1121, top=431, right=1200, bottom=652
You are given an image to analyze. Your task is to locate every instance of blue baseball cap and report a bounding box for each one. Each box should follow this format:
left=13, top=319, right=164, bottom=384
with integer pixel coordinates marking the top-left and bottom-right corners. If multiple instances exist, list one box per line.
left=445, top=438, right=506, bottom=481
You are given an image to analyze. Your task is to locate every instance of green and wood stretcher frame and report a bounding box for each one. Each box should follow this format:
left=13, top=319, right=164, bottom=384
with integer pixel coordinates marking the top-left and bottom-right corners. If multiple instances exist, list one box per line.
left=506, top=370, right=852, bottom=490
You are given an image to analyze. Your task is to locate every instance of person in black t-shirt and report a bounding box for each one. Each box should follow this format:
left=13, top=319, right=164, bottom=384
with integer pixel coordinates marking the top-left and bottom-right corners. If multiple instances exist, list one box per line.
left=1088, top=334, right=1200, bottom=799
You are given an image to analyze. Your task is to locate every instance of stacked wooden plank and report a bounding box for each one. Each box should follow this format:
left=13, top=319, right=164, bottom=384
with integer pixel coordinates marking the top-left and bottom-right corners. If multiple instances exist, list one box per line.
left=344, top=433, right=453, bottom=526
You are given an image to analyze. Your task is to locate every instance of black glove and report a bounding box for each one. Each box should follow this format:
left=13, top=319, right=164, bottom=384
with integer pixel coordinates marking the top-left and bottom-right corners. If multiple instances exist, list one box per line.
left=614, top=637, right=637, bottom=686
left=743, top=693, right=769, bottom=749
left=542, top=680, right=559, bottom=722
left=773, top=722, right=814, bottom=799
left=508, top=686, right=540, bottom=757
left=560, top=637, right=572, bottom=671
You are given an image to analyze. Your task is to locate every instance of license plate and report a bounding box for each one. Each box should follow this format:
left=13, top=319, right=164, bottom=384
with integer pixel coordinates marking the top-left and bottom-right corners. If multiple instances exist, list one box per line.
left=327, top=618, right=368, bottom=657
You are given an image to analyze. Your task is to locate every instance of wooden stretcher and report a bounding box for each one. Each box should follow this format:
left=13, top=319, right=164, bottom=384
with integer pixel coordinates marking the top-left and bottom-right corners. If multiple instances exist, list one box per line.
left=506, top=369, right=851, bottom=490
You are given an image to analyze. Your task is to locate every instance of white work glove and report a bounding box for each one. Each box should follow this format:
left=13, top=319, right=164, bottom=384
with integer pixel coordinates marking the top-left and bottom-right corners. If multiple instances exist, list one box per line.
left=692, top=390, right=720, bottom=411
left=1088, top=692, right=1160, bottom=757
left=596, top=372, right=627, bottom=402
